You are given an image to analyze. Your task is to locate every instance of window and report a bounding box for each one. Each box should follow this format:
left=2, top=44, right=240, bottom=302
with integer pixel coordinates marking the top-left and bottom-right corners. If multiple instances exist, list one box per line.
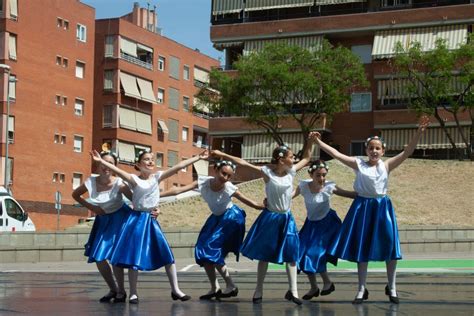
left=56, top=56, right=62, bottom=66
left=8, top=75, right=16, bottom=100
left=157, top=88, right=164, bottom=103
left=156, top=153, right=163, bottom=167
left=60, top=173, right=65, bottom=183
left=167, top=150, right=178, bottom=167
left=104, top=70, right=114, bottom=90
left=61, top=135, right=66, bottom=144
left=54, top=134, right=60, bottom=143
left=350, top=93, right=372, bottom=112
left=75, top=61, right=85, bottom=78
left=72, top=173, right=82, bottom=190
left=103, top=105, right=113, bottom=127
left=183, top=65, right=190, bottom=81
left=381, top=0, right=411, bottom=7
left=73, top=135, right=83, bottom=152
left=168, top=119, right=179, bottom=142
left=182, top=127, right=189, bottom=142
left=158, top=56, right=165, bottom=71
left=7, top=116, right=14, bottom=144
left=61, top=96, right=67, bottom=106
left=183, top=96, right=190, bottom=112
left=57, top=18, right=63, bottom=28
left=170, top=56, right=180, bottom=80
left=157, top=120, right=168, bottom=142
left=5, top=199, right=23, bottom=221
left=350, top=141, right=365, bottom=156
left=63, top=20, right=69, bottom=30
left=76, top=24, right=87, bottom=42
left=8, top=34, right=17, bottom=60
left=168, top=88, right=179, bottom=110
left=62, top=58, right=68, bottom=68
left=9, top=0, right=18, bottom=20
left=74, top=99, right=84, bottom=116
left=55, top=95, right=61, bottom=105
left=52, top=172, right=59, bottom=183
left=105, top=36, right=114, bottom=57
left=351, top=45, right=372, bottom=64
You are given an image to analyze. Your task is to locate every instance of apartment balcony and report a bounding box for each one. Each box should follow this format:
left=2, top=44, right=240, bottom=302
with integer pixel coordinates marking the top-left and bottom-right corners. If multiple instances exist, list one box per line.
left=120, top=52, right=153, bottom=70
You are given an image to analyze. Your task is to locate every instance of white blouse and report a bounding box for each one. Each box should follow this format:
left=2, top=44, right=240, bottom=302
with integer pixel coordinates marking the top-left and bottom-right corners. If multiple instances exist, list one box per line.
left=198, top=176, right=237, bottom=216
left=299, top=180, right=336, bottom=221
left=261, top=166, right=296, bottom=213
left=84, top=176, right=124, bottom=214
left=353, top=158, right=388, bottom=197
left=131, top=172, right=162, bottom=211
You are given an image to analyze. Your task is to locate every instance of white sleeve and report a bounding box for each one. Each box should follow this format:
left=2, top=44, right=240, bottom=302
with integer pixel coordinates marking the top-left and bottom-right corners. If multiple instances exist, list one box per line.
left=288, top=166, right=297, bottom=177
left=84, top=176, right=94, bottom=195
left=155, top=171, right=163, bottom=182
left=261, top=166, right=271, bottom=177
left=224, top=181, right=238, bottom=196
left=355, top=157, right=364, bottom=173
left=198, top=176, right=212, bottom=192
left=325, top=181, right=336, bottom=194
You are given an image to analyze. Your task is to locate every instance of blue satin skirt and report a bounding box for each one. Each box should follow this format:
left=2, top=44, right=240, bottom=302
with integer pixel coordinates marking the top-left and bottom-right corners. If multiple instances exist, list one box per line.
left=109, top=210, right=175, bottom=271
left=298, top=210, right=341, bottom=274
left=84, top=204, right=131, bottom=263
left=241, top=209, right=299, bottom=264
left=194, top=205, right=246, bottom=266
left=329, top=196, right=402, bottom=262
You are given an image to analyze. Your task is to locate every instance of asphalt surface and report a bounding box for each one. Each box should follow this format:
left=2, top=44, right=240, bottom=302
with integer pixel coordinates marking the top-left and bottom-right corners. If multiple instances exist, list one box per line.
left=1, top=254, right=473, bottom=315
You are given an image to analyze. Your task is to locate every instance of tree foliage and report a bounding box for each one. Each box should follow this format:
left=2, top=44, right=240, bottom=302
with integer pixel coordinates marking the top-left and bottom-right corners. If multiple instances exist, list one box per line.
left=196, top=40, right=367, bottom=153
left=392, top=35, right=473, bottom=159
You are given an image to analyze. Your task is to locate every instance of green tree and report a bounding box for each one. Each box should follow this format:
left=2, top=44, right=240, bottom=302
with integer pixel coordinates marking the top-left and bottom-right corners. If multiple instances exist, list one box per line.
left=196, top=40, right=367, bottom=155
left=392, top=36, right=473, bottom=159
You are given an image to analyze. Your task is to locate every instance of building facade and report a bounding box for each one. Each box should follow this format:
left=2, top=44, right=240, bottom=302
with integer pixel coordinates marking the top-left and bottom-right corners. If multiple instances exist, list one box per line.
left=93, top=4, right=219, bottom=191
left=0, top=0, right=95, bottom=230
left=209, top=0, right=473, bottom=164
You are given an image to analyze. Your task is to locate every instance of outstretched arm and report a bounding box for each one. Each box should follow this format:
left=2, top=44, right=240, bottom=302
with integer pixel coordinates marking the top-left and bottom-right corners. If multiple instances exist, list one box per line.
left=314, top=132, right=357, bottom=170
left=333, top=185, right=357, bottom=199
left=161, top=150, right=208, bottom=181
left=90, top=150, right=136, bottom=186
left=72, top=184, right=106, bottom=215
left=233, top=191, right=265, bottom=210
left=161, top=181, right=198, bottom=197
left=294, top=132, right=317, bottom=171
left=211, top=150, right=263, bottom=175
left=385, top=116, right=429, bottom=173
left=292, top=186, right=301, bottom=199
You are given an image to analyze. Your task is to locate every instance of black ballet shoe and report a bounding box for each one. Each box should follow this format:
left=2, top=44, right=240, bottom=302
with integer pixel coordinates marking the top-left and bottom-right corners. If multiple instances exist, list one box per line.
left=113, top=292, right=127, bottom=303
left=320, top=283, right=335, bottom=296
left=385, top=285, right=400, bottom=304
left=129, top=294, right=139, bottom=304
left=220, top=288, right=239, bottom=298
left=302, top=288, right=320, bottom=300
left=284, top=291, right=303, bottom=306
left=252, top=296, right=262, bottom=304
left=351, top=288, right=369, bottom=304
left=199, top=289, right=222, bottom=300
left=99, top=291, right=116, bottom=303
left=171, top=292, right=191, bottom=301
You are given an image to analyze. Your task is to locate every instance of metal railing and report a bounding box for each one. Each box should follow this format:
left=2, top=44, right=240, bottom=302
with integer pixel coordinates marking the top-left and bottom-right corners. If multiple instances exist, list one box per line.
left=120, top=52, right=153, bottom=70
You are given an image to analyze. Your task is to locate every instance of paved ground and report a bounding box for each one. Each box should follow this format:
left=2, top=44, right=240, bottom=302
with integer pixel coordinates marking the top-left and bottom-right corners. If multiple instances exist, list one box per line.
left=0, top=254, right=473, bottom=315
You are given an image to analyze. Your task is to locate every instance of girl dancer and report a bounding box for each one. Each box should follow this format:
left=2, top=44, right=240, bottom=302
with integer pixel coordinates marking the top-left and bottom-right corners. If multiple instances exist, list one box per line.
left=91, top=149, right=208, bottom=304
left=72, top=151, right=133, bottom=303
left=212, top=132, right=317, bottom=305
left=293, top=159, right=356, bottom=300
left=315, top=117, right=429, bottom=304
left=163, top=160, right=265, bottom=300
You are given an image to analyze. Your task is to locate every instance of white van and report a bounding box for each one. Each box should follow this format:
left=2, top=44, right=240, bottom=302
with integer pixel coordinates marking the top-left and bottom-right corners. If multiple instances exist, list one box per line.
left=0, top=187, right=36, bottom=232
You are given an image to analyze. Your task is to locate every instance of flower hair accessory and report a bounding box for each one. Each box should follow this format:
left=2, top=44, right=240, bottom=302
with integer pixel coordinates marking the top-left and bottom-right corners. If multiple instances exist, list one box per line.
left=308, top=162, right=329, bottom=173
left=365, top=136, right=386, bottom=148
left=215, top=160, right=236, bottom=171
left=135, top=149, right=151, bottom=162
left=276, top=145, right=289, bottom=158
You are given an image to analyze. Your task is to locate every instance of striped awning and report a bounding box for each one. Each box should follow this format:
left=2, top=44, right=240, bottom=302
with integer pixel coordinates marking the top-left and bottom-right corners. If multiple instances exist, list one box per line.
left=381, top=126, right=469, bottom=150
left=372, top=24, right=468, bottom=59
left=212, top=0, right=242, bottom=15
left=315, top=0, right=365, bottom=4
left=377, top=76, right=468, bottom=100
left=213, top=41, right=244, bottom=50
left=245, top=0, right=313, bottom=11
left=244, top=35, right=323, bottom=55
left=242, top=133, right=318, bottom=163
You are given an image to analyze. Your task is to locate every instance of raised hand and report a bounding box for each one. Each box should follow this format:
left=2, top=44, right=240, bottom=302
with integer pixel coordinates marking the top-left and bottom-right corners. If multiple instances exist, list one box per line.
left=199, top=149, right=209, bottom=160
left=210, top=149, right=224, bottom=158
left=90, top=150, right=102, bottom=163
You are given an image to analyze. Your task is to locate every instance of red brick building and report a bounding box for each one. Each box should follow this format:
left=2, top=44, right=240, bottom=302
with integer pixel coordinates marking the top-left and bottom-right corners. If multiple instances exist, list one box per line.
left=93, top=3, right=219, bottom=191
left=0, top=0, right=95, bottom=230
left=209, top=0, right=473, bottom=167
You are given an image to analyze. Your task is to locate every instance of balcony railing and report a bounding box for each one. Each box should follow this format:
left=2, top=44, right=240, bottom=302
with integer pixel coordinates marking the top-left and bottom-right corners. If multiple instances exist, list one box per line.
left=120, top=52, right=153, bottom=70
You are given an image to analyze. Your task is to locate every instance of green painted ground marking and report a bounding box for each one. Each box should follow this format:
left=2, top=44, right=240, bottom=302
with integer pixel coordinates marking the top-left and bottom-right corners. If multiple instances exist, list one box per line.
left=269, top=259, right=474, bottom=270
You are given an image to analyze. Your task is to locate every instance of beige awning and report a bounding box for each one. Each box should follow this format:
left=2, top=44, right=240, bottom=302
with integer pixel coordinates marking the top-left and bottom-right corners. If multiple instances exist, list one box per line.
left=381, top=126, right=469, bottom=150
left=193, top=160, right=209, bottom=176
left=120, top=72, right=141, bottom=100
left=120, top=37, right=138, bottom=57
left=158, top=120, right=169, bottom=133
left=212, top=0, right=242, bottom=15
left=9, top=0, right=18, bottom=18
left=194, top=67, right=210, bottom=84
left=135, top=111, right=152, bottom=134
left=118, top=107, right=136, bottom=130
left=372, top=24, right=468, bottom=59
left=137, top=77, right=157, bottom=103
left=8, top=34, right=16, bottom=60
left=117, top=141, right=136, bottom=163
left=213, top=41, right=244, bottom=50
left=315, top=0, right=366, bottom=4
left=242, top=133, right=318, bottom=163
left=137, top=43, right=153, bottom=53
left=244, top=35, right=323, bottom=55
left=246, top=0, right=313, bottom=11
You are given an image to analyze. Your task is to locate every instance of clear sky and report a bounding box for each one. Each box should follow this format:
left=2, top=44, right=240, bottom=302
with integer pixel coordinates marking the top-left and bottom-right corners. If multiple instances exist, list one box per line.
left=81, top=0, right=223, bottom=62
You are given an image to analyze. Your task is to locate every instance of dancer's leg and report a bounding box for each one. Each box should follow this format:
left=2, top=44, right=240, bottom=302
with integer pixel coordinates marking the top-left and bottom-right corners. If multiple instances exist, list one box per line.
left=128, top=269, right=139, bottom=298
left=254, top=261, right=268, bottom=299
left=355, top=262, right=368, bottom=299
left=96, top=260, right=117, bottom=293
left=285, top=262, right=299, bottom=297
left=320, top=271, right=332, bottom=291
left=165, top=263, right=186, bottom=297
left=303, top=273, right=319, bottom=297
left=203, top=263, right=220, bottom=294
left=386, top=260, right=398, bottom=296
left=216, top=264, right=236, bottom=294
left=112, top=266, right=126, bottom=295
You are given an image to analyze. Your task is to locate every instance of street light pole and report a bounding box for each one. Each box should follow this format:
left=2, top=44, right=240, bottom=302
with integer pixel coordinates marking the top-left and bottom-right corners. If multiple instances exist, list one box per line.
left=0, top=64, right=11, bottom=193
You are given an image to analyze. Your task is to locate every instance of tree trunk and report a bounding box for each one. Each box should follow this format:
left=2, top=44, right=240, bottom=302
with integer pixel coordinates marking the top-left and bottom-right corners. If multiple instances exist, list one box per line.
left=433, top=108, right=460, bottom=159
